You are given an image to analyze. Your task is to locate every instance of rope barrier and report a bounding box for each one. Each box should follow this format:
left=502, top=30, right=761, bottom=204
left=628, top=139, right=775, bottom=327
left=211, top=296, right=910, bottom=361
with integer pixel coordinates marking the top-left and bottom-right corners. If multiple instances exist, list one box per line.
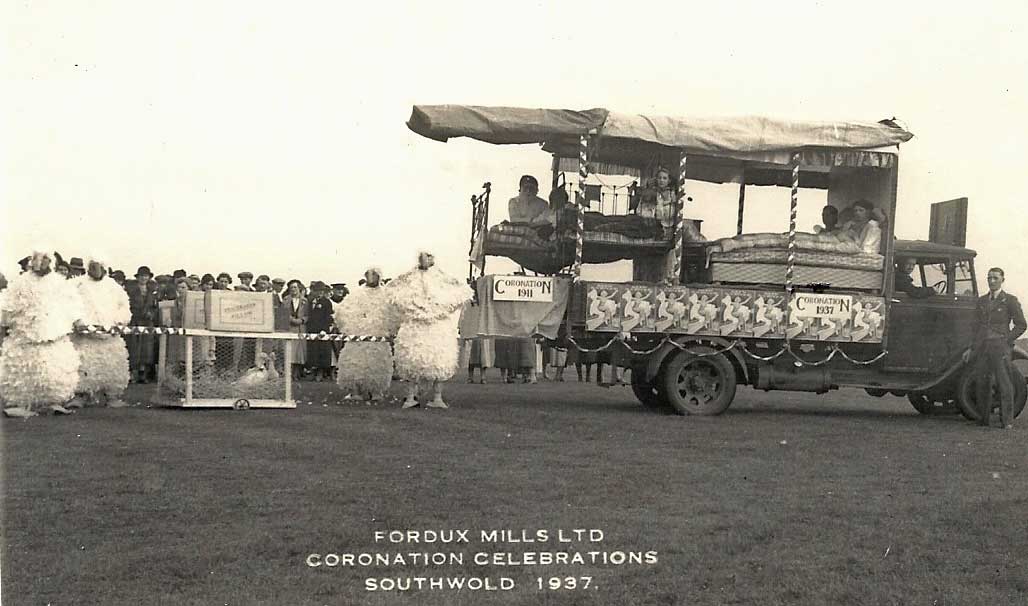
left=76, top=325, right=884, bottom=366
left=74, top=325, right=393, bottom=342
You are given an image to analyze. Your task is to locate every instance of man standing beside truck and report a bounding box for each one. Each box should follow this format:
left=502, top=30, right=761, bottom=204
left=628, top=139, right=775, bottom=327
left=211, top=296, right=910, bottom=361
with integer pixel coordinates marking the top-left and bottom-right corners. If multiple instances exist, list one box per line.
left=964, top=267, right=1026, bottom=429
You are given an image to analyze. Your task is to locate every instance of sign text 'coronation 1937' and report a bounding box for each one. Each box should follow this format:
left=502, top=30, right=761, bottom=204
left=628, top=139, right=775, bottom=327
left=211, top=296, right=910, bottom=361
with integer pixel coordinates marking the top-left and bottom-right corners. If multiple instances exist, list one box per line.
left=791, top=293, right=853, bottom=320
left=492, top=276, right=553, bottom=302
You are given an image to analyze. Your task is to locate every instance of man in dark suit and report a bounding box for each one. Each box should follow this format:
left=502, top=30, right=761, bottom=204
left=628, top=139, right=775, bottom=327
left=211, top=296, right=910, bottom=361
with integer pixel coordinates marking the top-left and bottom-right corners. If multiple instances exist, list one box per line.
left=964, top=267, right=1026, bottom=428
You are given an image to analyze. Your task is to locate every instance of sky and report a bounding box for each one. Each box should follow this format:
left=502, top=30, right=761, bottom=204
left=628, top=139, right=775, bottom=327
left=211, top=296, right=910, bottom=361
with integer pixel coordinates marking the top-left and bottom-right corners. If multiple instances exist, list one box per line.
left=3, top=0, right=1027, bottom=294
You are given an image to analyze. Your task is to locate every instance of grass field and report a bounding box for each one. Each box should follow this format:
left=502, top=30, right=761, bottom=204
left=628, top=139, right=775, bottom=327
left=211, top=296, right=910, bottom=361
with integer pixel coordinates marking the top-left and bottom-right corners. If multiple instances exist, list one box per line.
left=2, top=377, right=1027, bottom=605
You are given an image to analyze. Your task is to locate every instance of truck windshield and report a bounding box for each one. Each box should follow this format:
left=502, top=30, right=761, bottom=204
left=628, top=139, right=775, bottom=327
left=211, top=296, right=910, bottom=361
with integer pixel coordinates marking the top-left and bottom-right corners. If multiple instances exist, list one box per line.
left=922, top=262, right=947, bottom=293
left=954, top=260, right=975, bottom=296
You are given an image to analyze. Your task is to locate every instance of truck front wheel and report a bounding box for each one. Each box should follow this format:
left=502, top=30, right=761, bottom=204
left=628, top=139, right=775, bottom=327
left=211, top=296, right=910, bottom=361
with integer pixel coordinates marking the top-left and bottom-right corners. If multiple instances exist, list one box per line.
left=661, top=346, right=737, bottom=416
left=955, top=364, right=1027, bottom=422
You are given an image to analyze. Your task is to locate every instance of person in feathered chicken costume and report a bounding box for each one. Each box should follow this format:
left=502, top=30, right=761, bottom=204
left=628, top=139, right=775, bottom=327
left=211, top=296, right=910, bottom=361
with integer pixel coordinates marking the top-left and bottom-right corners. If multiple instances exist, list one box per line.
left=68, top=253, right=132, bottom=408
left=333, top=267, right=399, bottom=403
left=0, top=250, right=86, bottom=417
left=388, top=251, right=474, bottom=409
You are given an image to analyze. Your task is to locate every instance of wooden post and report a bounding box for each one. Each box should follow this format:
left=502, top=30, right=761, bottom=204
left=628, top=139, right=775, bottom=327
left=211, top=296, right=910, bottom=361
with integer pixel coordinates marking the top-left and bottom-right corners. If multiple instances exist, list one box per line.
left=184, top=335, right=193, bottom=404
left=284, top=336, right=294, bottom=402
left=157, top=333, right=167, bottom=387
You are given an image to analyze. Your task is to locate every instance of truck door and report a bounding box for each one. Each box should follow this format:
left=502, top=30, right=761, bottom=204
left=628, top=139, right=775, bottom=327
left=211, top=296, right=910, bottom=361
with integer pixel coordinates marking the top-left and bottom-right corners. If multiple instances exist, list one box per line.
left=885, top=259, right=976, bottom=372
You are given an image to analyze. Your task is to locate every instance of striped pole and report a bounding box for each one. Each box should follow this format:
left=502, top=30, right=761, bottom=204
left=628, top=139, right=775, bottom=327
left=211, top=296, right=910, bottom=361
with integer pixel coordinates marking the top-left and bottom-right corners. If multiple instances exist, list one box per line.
left=572, top=134, right=588, bottom=280
left=736, top=181, right=746, bottom=236
left=671, top=152, right=687, bottom=284
left=785, top=152, right=799, bottom=296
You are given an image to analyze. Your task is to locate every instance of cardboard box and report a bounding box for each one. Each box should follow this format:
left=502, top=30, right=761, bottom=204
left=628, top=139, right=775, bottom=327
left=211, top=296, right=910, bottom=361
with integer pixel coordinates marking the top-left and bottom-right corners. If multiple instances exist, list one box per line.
left=182, top=290, right=207, bottom=330
left=205, top=290, right=274, bottom=333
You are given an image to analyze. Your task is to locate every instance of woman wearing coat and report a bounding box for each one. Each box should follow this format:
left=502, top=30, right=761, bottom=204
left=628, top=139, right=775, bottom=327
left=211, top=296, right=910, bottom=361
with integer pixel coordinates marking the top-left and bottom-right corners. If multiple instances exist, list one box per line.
left=281, top=280, right=308, bottom=380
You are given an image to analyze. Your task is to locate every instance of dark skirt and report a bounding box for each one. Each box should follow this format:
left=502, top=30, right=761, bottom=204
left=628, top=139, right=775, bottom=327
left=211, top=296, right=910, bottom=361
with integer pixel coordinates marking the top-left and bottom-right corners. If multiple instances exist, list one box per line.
left=307, top=341, right=335, bottom=370
left=494, top=338, right=518, bottom=370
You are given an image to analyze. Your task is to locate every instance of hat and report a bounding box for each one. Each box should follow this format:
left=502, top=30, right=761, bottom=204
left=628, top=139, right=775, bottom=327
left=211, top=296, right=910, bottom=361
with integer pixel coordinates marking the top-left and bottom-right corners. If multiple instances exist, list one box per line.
left=69, top=257, right=85, bottom=271
left=173, top=269, right=187, bottom=279
left=311, top=281, right=328, bottom=291
left=257, top=274, right=270, bottom=282
left=272, top=277, right=285, bottom=285
left=331, top=283, right=347, bottom=290
left=18, top=256, right=30, bottom=271
left=155, top=274, right=172, bottom=283
left=112, top=270, right=126, bottom=280
left=238, top=271, right=253, bottom=279
left=286, top=279, right=303, bottom=289
left=217, top=272, right=232, bottom=282
left=187, top=274, right=200, bottom=282
left=135, top=265, right=152, bottom=278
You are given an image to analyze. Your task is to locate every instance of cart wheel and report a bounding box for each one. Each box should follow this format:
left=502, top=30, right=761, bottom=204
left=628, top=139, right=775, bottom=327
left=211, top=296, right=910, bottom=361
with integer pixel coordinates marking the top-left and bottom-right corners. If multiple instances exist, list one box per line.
left=956, top=365, right=1027, bottom=422
left=630, top=367, right=667, bottom=410
left=661, top=346, right=737, bottom=416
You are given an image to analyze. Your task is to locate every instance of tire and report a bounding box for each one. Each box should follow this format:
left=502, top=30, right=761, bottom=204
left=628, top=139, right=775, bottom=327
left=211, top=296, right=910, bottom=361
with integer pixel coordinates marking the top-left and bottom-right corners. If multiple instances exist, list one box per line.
left=661, top=346, right=737, bottom=416
left=956, top=364, right=1027, bottom=422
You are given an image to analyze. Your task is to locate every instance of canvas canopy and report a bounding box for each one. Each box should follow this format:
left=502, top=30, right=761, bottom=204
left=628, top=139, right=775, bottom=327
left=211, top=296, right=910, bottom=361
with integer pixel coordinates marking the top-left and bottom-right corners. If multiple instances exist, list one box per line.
left=407, top=105, right=913, bottom=161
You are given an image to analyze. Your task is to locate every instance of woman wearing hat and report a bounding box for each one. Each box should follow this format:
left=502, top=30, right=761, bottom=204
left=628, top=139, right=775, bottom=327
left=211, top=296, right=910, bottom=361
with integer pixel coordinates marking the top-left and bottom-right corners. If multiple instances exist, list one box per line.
left=281, top=279, right=308, bottom=380
left=126, top=266, right=158, bottom=383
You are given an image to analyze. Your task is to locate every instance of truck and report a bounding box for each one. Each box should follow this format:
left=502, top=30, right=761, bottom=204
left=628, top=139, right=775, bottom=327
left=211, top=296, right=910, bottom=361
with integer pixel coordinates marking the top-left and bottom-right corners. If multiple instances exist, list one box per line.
left=407, top=105, right=1027, bottom=419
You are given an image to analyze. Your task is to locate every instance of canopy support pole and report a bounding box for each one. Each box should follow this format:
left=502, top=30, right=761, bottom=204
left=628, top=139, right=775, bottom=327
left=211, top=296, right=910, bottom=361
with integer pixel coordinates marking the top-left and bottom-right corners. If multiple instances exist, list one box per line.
left=467, top=183, right=491, bottom=283
left=736, top=177, right=746, bottom=236
left=784, top=152, right=800, bottom=341
left=672, top=152, right=687, bottom=285
left=572, top=134, right=589, bottom=280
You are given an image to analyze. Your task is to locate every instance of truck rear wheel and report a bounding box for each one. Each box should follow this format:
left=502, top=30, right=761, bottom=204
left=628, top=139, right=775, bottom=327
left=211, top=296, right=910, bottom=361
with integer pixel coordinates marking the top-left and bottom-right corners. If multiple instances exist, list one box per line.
left=956, top=364, right=1027, bottom=422
left=661, top=346, right=737, bottom=416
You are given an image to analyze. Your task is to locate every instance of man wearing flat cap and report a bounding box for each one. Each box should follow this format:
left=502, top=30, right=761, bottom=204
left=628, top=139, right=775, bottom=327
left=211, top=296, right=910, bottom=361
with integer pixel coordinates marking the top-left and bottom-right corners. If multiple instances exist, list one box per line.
left=69, top=257, right=86, bottom=278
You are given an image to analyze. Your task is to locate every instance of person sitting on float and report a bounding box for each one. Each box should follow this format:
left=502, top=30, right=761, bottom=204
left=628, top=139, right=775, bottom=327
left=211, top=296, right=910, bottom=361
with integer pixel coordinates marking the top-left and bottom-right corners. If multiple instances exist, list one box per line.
left=837, top=199, right=882, bottom=255
left=632, top=167, right=676, bottom=233
left=508, top=175, right=554, bottom=226
left=813, top=205, right=841, bottom=234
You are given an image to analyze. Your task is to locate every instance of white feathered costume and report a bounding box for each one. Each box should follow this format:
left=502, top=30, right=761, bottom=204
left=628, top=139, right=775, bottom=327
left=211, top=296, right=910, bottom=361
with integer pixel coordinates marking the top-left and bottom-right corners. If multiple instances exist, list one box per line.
left=387, top=265, right=474, bottom=383
left=334, top=279, right=400, bottom=399
left=0, top=261, right=85, bottom=412
left=71, top=266, right=131, bottom=403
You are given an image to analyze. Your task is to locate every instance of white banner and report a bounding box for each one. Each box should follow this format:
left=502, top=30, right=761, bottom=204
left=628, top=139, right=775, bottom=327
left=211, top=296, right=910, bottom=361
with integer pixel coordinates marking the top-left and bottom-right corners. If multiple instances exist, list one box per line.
left=492, top=276, right=554, bottom=302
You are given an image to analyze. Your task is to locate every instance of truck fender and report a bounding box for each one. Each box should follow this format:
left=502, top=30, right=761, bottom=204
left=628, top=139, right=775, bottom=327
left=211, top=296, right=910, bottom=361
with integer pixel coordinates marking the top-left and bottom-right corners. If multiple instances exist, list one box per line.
left=644, top=336, right=749, bottom=385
